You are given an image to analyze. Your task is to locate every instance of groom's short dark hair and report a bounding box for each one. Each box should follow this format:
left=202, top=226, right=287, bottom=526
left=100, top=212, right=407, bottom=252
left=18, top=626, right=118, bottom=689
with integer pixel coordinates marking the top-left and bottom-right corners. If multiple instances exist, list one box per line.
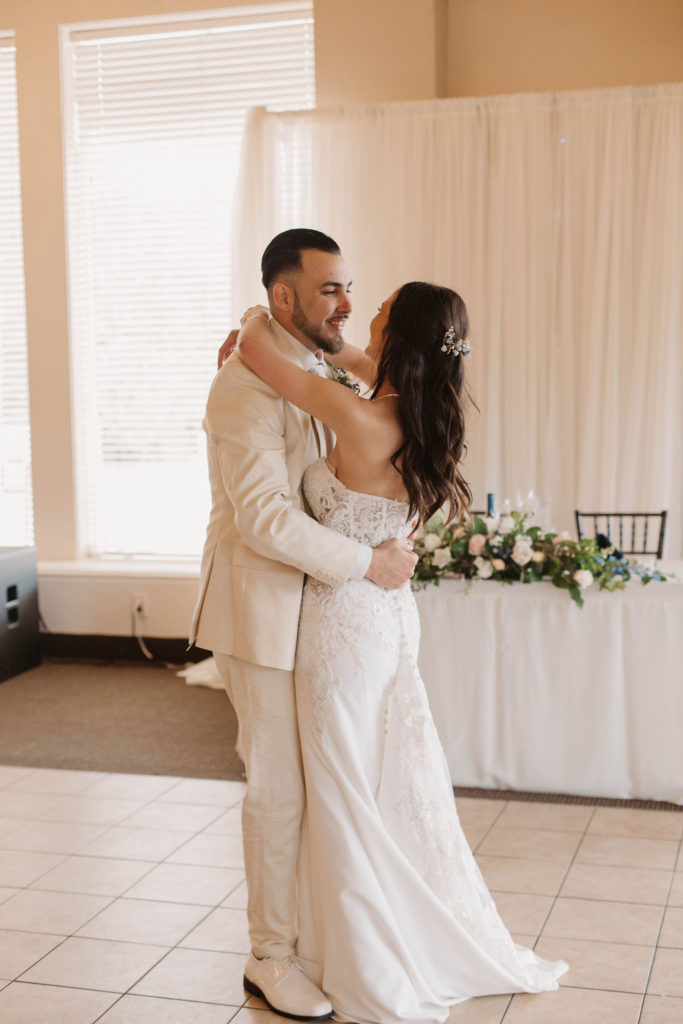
left=261, top=229, right=341, bottom=290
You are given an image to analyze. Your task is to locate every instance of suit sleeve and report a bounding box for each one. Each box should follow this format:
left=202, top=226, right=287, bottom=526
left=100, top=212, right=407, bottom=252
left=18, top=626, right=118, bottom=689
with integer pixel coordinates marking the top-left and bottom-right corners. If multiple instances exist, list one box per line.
left=206, top=360, right=361, bottom=586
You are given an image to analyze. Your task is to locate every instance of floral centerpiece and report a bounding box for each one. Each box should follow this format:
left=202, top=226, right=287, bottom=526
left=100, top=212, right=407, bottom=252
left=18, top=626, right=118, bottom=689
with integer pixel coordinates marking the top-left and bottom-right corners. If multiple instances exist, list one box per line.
left=412, top=511, right=672, bottom=608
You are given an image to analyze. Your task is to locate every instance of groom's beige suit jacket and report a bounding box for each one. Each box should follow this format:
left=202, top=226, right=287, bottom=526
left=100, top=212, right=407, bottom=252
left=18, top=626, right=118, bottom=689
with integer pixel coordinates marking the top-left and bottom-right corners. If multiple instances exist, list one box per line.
left=189, top=319, right=361, bottom=671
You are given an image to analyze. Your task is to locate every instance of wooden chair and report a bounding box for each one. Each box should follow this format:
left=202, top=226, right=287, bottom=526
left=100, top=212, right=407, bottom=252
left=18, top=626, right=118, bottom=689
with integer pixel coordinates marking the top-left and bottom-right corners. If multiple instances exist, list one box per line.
left=574, top=510, right=667, bottom=559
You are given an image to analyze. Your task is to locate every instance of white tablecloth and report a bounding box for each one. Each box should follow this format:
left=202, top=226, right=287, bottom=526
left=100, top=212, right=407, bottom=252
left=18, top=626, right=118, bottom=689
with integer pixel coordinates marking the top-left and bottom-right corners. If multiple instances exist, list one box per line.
left=415, top=572, right=683, bottom=803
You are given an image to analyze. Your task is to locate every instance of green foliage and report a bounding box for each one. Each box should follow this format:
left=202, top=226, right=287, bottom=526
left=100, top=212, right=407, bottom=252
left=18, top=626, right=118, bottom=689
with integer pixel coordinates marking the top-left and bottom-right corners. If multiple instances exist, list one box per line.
left=325, top=361, right=361, bottom=394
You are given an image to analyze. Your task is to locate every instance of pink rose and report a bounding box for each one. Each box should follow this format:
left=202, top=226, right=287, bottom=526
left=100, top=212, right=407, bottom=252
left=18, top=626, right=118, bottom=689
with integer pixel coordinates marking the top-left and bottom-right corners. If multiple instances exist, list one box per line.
left=432, top=546, right=452, bottom=569
left=468, top=534, right=486, bottom=556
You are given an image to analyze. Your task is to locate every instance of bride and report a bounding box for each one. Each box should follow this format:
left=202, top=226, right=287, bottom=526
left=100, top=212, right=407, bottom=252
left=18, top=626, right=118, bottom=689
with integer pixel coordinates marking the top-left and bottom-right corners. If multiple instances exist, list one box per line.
left=236, top=283, right=567, bottom=1024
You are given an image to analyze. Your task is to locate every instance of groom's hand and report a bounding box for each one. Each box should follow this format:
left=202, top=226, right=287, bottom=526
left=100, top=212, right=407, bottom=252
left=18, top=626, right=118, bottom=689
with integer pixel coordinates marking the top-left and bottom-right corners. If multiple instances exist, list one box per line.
left=218, top=329, right=239, bottom=369
left=365, top=538, right=417, bottom=589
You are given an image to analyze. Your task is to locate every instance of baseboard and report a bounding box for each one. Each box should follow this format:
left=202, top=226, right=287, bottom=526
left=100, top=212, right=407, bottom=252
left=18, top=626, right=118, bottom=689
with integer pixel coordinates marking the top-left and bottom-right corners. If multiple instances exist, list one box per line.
left=40, top=634, right=211, bottom=665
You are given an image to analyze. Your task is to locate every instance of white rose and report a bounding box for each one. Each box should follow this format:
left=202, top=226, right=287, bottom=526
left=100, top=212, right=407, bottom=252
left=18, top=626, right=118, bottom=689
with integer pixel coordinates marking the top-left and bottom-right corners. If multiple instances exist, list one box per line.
left=424, top=533, right=441, bottom=552
left=574, top=569, right=594, bottom=589
left=488, top=532, right=503, bottom=550
left=499, top=515, right=515, bottom=534
left=468, top=534, right=486, bottom=556
left=511, top=538, right=533, bottom=566
left=484, top=516, right=499, bottom=533
left=491, top=557, right=506, bottom=571
left=432, top=546, right=452, bottom=569
left=474, top=556, right=493, bottom=579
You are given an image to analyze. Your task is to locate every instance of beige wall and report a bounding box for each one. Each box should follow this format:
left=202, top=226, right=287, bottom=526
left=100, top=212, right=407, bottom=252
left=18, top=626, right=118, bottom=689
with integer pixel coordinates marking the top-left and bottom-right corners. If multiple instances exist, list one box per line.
left=316, top=0, right=683, bottom=104
left=2, top=0, right=680, bottom=631
left=314, top=0, right=446, bottom=105
left=447, top=0, right=683, bottom=97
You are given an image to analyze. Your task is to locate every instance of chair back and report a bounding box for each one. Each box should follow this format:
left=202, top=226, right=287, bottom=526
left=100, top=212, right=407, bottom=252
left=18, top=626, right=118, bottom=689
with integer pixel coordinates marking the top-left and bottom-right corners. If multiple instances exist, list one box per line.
left=574, top=511, right=667, bottom=559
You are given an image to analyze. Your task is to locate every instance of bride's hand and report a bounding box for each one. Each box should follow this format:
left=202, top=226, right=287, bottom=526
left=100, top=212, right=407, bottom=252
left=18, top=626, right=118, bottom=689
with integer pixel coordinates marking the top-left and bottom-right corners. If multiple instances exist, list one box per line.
left=240, top=305, right=271, bottom=327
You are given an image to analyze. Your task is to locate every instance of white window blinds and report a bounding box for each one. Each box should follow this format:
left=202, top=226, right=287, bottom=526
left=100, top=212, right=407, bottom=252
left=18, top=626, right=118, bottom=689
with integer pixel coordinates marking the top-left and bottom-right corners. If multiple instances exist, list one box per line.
left=0, top=34, right=33, bottom=547
left=61, top=3, right=315, bottom=558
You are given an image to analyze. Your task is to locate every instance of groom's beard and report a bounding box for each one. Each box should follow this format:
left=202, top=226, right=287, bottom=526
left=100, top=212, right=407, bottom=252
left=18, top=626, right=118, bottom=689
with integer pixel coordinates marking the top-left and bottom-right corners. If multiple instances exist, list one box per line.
left=291, top=293, right=345, bottom=355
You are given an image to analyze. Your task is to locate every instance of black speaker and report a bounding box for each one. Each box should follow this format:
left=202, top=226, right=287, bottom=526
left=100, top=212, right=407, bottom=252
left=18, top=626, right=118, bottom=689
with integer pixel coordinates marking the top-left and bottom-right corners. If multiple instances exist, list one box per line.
left=0, top=546, right=41, bottom=683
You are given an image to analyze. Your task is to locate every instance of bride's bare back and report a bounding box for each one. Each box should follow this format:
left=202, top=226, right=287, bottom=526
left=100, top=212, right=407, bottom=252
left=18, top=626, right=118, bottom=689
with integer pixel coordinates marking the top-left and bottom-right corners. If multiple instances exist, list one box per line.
left=325, top=393, right=407, bottom=504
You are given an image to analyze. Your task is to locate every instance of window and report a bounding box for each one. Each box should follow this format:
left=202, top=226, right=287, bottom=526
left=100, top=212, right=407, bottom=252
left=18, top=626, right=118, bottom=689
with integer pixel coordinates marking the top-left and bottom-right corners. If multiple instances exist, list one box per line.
left=0, top=34, right=33, bottom=548
left=61, top=2, right=315, bottom=558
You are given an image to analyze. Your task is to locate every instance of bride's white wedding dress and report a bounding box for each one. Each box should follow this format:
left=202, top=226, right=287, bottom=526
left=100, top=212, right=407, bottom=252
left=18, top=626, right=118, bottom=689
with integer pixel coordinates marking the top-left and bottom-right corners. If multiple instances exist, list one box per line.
left=294, top=458, right=567, bottom=1024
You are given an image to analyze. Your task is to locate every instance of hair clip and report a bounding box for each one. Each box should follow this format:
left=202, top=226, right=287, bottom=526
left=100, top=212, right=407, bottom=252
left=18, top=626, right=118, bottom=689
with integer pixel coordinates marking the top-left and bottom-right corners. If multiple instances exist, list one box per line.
left=441, top=326, right=471, bottom=357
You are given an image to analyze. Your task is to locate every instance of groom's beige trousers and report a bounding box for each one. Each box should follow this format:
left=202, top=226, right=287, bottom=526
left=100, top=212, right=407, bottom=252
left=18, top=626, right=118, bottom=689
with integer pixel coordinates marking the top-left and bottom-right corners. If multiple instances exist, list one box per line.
left=214, top=651, right=304, bottom=960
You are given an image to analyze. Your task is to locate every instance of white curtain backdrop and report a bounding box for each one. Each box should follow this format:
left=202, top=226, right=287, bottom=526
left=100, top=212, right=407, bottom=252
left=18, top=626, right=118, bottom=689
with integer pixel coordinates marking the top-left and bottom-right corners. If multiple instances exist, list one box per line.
left=232, top=84, right=683, bottom=555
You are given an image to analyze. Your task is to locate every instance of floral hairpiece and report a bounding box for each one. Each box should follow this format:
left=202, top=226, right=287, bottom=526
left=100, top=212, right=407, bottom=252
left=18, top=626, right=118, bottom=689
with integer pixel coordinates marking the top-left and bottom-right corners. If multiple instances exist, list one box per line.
left=441, top=326, right=470, bottom=357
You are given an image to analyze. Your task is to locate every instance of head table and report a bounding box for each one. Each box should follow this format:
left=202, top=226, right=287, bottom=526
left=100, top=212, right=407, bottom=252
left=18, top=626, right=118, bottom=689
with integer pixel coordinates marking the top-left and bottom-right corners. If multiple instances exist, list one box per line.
left=414, top=566, right=683, bottom=804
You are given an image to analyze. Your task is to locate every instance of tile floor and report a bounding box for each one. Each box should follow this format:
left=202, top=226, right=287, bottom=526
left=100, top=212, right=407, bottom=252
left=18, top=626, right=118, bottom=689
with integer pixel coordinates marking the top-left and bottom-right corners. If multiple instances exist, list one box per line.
left=0, top=765, right=681, bottom=1024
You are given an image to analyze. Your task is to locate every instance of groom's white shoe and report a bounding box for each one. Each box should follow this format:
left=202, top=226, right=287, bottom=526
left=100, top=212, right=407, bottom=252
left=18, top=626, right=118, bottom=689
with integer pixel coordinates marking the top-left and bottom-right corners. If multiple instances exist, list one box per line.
left=243, top=953, right=333, bottom=1021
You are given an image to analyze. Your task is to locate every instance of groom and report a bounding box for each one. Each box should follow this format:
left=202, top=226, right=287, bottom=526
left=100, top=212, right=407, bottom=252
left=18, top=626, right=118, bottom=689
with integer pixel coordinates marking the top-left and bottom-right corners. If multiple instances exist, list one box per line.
left=190, top=229, right=416, bottom=1020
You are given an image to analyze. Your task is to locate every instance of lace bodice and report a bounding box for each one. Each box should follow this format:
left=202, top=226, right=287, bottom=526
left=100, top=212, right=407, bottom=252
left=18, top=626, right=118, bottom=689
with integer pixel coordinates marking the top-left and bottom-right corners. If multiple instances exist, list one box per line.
left=303, top=457, right=413, bottom=545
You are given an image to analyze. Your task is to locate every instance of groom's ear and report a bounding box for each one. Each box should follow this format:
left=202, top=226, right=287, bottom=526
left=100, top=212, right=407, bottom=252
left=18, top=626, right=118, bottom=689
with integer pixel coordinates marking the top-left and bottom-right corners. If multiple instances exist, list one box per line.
left=271, top=280, right=293, bottom=312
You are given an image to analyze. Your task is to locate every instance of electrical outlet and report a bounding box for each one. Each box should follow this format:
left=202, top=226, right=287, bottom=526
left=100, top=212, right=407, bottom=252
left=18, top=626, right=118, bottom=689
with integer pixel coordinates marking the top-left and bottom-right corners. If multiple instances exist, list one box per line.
left=132, top=591, right=149, bottom=618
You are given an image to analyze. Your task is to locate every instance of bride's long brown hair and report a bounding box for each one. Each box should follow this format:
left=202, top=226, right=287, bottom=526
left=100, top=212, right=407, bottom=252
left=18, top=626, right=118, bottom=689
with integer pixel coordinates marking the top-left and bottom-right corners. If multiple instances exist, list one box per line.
left=371, top=281, right=473, bottom=525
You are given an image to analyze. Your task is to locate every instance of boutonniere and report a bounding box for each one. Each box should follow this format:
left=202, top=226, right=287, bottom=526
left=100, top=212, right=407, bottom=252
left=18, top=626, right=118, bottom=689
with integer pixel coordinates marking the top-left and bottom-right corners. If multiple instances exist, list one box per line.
left=325, top=360, right=361, bottom=394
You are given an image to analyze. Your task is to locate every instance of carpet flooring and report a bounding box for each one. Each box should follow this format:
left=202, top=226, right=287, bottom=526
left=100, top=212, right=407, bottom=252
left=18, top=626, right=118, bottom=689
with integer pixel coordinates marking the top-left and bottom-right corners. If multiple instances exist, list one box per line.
left=0, top=660, right=242, bottom=780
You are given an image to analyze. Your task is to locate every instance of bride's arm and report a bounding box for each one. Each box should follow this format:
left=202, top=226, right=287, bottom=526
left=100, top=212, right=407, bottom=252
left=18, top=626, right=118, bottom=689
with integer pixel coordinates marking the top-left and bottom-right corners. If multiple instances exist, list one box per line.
left=326, top=344, right=376, bottom=388
left=236, top=311, right=366, bottom=435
